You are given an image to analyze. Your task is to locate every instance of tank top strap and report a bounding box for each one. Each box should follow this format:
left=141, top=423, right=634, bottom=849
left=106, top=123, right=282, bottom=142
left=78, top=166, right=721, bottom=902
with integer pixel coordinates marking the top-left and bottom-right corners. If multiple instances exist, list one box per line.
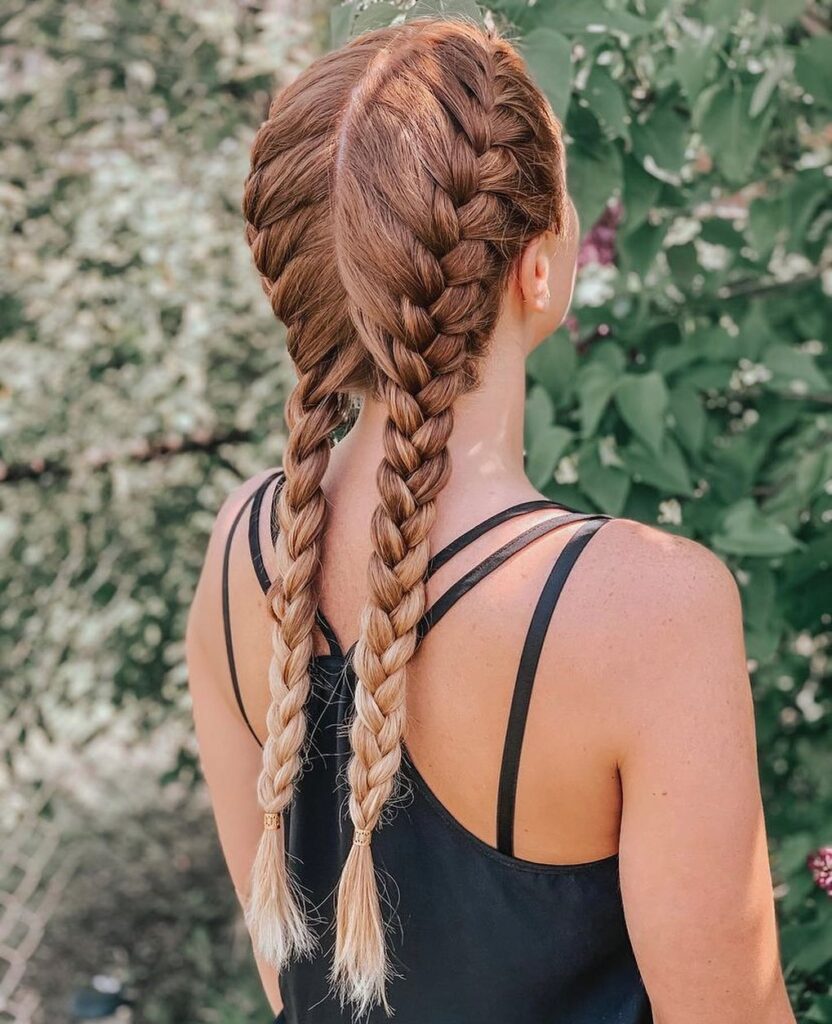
left=414, top=510, right=610, bottom=645
left=247, top=469, right=341, bottom=657
left=426, top=497, right=583, bottom=576
left=495, top=515, right=613, bottom=857
left=222, top=483, right=266, bottom=747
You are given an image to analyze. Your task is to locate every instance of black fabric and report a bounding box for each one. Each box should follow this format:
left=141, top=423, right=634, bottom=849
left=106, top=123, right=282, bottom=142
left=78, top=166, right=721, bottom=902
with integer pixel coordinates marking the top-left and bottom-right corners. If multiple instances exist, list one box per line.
left=223, top=480, right=652, bottom=1024
left=496, top=517, right=610, bottom=856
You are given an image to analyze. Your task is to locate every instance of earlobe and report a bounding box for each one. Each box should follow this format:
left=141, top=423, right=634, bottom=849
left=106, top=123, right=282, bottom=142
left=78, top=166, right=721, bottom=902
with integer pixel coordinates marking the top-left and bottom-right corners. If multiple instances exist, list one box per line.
left=534, top=246, right=551, bottom=311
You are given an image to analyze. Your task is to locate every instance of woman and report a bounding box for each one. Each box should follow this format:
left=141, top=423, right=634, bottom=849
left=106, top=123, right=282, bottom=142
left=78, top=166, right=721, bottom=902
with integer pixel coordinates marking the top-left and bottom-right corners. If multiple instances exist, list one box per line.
left=185, top=16, right=796, bottom=1024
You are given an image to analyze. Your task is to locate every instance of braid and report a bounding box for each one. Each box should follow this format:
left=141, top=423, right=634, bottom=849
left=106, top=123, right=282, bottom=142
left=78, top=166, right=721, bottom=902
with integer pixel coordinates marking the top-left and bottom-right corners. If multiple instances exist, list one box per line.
left=239, top=32, right=407, bottom=966
left=329, top=18, right=565, bottom=1014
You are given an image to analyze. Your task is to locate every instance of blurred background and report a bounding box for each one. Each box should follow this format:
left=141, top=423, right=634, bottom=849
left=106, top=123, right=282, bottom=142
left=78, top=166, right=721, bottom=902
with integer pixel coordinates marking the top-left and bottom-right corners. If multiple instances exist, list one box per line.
left=1, top=0, right=830, bottom=1021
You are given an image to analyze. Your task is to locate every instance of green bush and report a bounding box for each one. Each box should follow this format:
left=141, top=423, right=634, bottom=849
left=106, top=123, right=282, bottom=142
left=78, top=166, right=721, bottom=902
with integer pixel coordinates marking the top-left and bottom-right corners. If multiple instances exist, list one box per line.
left=1, top=0, right=829, bottom=1019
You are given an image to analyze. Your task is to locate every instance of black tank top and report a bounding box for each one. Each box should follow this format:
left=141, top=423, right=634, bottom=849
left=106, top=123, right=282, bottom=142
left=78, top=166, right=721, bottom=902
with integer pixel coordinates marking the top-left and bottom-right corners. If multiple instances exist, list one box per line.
left=222, top=470, right=653, bottom=1024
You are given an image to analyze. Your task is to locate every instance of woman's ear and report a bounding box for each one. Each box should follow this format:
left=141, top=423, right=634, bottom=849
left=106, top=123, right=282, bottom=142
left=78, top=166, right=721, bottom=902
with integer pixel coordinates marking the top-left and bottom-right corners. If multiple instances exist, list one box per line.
left=517, top=233, right=552, bottom=312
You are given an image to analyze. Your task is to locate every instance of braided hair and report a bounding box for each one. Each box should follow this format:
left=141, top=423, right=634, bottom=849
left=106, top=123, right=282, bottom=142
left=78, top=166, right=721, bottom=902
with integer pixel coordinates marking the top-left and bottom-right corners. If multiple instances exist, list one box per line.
left=240, top=27, right=411, bottom=966
left=242, top=15, right=568, bottom=1016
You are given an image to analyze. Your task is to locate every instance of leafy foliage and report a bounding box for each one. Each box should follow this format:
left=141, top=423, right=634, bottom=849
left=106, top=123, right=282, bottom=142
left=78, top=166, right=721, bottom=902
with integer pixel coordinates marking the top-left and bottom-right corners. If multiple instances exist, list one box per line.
left=1, top=0, right=830, bottom=1019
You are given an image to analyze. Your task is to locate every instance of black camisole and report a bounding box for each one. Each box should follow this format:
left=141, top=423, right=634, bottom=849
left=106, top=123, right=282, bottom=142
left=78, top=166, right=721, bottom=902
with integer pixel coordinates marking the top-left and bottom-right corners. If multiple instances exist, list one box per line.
left=222, top=469, right=653, bottom=1024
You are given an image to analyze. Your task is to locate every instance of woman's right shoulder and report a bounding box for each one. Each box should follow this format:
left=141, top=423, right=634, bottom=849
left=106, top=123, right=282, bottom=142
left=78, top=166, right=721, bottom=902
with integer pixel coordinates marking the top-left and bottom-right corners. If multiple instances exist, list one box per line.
left=571, top=515, right=747, bottom=742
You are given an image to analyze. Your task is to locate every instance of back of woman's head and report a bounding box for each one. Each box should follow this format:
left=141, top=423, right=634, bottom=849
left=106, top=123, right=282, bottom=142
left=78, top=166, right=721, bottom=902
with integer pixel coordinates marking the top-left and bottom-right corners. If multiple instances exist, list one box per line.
left=241, top=14, right=568, bottom=1016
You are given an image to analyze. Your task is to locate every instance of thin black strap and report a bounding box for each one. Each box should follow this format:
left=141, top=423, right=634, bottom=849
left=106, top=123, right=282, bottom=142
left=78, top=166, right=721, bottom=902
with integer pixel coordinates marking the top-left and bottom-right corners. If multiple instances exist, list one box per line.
left=248, top=471, right=281, bottom=593
left=248, top=468, right=342, bottom=657
left=495, top=516, right=612, bottom=856
left=223, top=488, right=263, bottom=748
left=426, top=499, right=581, bottom=576
left=417, top=512, right=610, bottom=643
left=341, top=511, right=611, bottom=662
left=250, top=475, right=598, bottom=661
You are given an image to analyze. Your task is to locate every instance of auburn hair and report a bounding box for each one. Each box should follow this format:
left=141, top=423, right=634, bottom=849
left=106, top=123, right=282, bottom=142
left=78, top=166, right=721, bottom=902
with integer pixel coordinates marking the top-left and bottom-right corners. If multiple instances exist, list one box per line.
left=240, top=14, right=568, bottom=1017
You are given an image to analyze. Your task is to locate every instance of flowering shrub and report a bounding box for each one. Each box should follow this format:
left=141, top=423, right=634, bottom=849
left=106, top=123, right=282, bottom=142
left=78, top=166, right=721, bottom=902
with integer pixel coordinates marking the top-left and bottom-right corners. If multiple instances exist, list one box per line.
left=1, top=0, right=829, bottom=1019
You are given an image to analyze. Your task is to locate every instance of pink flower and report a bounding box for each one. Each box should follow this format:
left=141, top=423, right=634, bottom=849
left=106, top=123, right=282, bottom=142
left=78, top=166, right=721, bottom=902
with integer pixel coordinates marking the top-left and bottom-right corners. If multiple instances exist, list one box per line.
left=807, top=847, right=832, bottom=896
left=578, top=200, right=622, bottom=269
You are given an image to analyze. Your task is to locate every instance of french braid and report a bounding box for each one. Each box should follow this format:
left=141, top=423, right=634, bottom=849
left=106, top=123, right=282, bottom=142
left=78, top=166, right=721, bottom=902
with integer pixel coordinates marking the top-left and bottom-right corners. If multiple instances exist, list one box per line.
left=328, top=18, right=567, bottom=1015
left=239, top=29, right=421, bottom=967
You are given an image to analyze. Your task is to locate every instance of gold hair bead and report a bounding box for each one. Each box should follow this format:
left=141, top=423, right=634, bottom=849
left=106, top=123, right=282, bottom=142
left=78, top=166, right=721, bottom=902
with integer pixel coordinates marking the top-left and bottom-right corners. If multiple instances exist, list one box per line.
left=353, top=828, right=372, bottom=847
left=264, top=812, right=282, bottom=831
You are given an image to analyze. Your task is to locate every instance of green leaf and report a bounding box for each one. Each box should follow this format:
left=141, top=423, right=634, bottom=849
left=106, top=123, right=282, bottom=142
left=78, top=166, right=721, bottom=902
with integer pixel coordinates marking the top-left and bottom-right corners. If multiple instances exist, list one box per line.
left=577, top=442, right=631, bottom=514
left=665, top=242, right=700, bottom=289
left=406, top=0, right=484, bottom=23
left=354, top=2, right=402, bottom=33
left=619, top=435, right=695, bottom=495
left=783, top=917, right=832, bottom=974
left=783, top=168, right=829, bottom=248
left=751, top=0, right=808, bottom=26
left=682, top=361, right=735, bottom=391
left=762, top=343, right=830, bottom=394
left=520, top=28, right=573, bottom=122
left=750, top=50, right=793, bottom=118
left=567, top=134, right=623, bottom=233
left=527, top=425, right=573, bottom=488
left=668, top=384, right=706, bottom=453
left=795, top=36, right=832, bottom=107
left=631, top=99, right=689, bottom=177
left=614, top=371, right=669, bottom=453
left=806, top=995, right=832, bottom=1024
left=534, top=0, right=653, bottom=38
left=696, top=80, right=774, bottom=184
left=584, top=66, right=630, bottom=141
left=577, top=360, right=620, bottom=437
left=526, top=329, right=577, bottom=408
left=330, top=1, right=357, bottom=47
left=674, top=37, right=716, bottom=102
left=621, top=155, right=662, bottom=232
left=747, top=195, right=786, bottom=256
left=712, top=499, right=802, bottom=557
left=524, top=383, right=555, bottom=451
left=704, top=0, right=743, bottom=27
left=617, top=220, right=666, bottom=278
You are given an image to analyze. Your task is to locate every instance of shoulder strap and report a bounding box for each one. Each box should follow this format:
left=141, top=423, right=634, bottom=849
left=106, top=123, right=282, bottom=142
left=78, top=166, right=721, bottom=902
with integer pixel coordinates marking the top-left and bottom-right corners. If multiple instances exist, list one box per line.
left=495, top=516, right=612, bottom=857
left=415, top=511, right=609, bottom=644
left=222, top=486, right=264, bottom=748
left=248, top=468, right=342, bottom=657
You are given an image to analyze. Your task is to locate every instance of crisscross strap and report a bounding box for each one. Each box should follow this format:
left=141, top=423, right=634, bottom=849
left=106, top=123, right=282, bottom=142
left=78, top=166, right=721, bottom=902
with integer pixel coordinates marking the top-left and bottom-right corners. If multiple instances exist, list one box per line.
left=412, top=511, right=610, bottom=648
left=248, top=468, right=600, bottom=659
left=495, top=516, right=612, bottom=856
left=425, top=497, right=583, bottom=577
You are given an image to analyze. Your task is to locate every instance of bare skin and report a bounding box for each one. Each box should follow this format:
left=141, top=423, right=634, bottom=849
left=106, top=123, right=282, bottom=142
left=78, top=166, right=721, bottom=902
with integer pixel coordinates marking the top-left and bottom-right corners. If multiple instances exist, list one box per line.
left=186, top=200, right=796, bottom=1023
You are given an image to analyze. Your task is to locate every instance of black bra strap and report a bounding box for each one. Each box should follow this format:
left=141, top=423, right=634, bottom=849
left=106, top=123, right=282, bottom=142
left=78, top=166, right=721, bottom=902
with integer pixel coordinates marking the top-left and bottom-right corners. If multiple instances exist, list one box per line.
left=495, top=516, right=612, bottom=856
left=223, top=486, right=264, bottom=747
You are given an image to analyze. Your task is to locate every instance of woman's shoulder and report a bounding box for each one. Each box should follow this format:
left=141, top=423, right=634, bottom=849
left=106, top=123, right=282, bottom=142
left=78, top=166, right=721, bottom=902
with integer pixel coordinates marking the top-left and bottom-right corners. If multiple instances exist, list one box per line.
left=186, top=466, right=283, bottom=654
left=564, top=514, right=747, bottom=754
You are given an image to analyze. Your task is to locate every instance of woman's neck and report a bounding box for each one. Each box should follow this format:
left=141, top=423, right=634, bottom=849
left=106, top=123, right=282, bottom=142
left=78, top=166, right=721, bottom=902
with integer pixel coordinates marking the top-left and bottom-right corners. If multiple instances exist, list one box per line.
left=327, top=321, right=537, bottom=510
